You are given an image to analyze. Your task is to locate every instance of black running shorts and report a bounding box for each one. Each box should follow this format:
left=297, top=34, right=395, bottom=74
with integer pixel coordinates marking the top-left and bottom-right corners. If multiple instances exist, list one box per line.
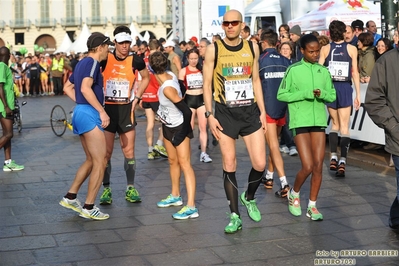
left=215, top=102, right=261, bottom=139
left=142, top=101, right=159, bottom=113
left=104, top=103, right=137, bottom=133
left=184, top=94, right=204, bottom=109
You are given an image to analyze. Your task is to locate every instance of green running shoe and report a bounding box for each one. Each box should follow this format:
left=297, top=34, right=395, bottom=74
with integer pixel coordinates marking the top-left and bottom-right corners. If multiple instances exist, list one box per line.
left=100, top=187, right=112, bottom=205
left=148, top=151, right=160, bottom=160
left=240, top=191, right=261, bottom=222
left=224, top=212, right=242, bottom=234
left=306, top=205, right=323, bottom=221
left=125, top=186, right=141, bottom=203
left=3, top=160, right=24, bottom=172
left=288, top=189, right=302, bottom=216
left=154, top=144, right=168, bottom=158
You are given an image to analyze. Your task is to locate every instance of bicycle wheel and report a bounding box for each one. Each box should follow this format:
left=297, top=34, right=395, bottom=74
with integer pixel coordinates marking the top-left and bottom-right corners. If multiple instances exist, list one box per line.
left=50, top=105, right=67, bottom=137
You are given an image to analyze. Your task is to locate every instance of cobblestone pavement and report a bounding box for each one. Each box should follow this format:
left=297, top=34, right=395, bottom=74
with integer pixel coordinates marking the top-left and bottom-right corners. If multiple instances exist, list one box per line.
left=0, top=96, right=399, bottom=265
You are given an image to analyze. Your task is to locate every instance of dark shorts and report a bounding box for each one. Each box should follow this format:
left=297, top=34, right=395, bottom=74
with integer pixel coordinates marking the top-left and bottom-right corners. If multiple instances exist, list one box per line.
left=292, top=126, right=325, bottom=136
left=184, top=94, right=204, bottom=109
left=326, top=82, right=353, bottom=109
left=215, top=102, right=262, bottom=139
left=142, top=101, right=159, bottom=113
left=72, top=104, right=103, bottom=135
left=104, top=103, right=137, bottom=134
left=1, top=111, right=14, bottom=120
left=162, top=123, right=193, bottom=143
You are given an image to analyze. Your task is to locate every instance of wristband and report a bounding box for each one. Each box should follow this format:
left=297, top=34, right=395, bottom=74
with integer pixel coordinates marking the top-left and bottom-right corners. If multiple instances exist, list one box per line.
left=134, top=96, right=142, bottom=103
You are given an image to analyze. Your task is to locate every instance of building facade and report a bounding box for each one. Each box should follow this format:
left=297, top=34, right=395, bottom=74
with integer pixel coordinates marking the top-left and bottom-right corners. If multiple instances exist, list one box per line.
left=0, top=0, right=174, bottom=54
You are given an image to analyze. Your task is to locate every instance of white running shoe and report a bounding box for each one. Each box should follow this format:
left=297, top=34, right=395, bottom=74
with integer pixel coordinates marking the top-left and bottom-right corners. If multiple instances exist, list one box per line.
left=200, top=152, right=213, bottom=163
left=289, top=147, right=298, bottom=156
left=279, top=145, right=289, bottom=154
left=79, top=206, right=110, bottom=220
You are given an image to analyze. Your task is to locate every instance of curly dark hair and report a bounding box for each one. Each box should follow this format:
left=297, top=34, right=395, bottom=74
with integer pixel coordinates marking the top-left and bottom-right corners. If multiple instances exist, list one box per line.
left=149, top=51, right=168, bottom=74
left=329, top=20, right=346, bottom=42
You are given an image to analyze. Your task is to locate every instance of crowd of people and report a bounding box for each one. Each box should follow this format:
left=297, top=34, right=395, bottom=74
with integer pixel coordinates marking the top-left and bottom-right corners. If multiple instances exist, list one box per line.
left=2, top=10, right=399, bottom=231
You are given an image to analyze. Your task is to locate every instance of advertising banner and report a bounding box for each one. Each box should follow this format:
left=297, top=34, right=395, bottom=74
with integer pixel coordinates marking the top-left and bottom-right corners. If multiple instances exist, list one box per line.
left=201, top=0, right=245, bottom=40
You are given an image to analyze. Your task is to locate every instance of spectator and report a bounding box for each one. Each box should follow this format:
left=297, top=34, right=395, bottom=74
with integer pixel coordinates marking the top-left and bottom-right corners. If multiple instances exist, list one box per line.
left=375, top=37, right=392, bottom=60
left=240, top=25, right=251, bottom=40
left=365, top=46, right=399, bottom=229
left=366, top=20, right=381, bottom=46
left=289, top=25, right=303, bottom=61
left=357, top=32, right=375, bottom=83
left=317, top=35, right=330, bottom=46
left=163, top=40, right=181, bottom=77
left=345, top=25, right=357, bottom=46
left=212, top=34, right=222, bottom=43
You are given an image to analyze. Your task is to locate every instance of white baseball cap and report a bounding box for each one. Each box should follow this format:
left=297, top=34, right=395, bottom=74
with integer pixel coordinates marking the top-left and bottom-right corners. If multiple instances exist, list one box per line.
left=163, top=40, right=175, bottom=48
left=114, top=32, right=133, bottom=43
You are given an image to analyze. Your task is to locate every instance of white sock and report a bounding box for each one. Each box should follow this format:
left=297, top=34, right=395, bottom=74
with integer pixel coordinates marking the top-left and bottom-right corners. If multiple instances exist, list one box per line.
left=290, top=189, right=300, bottom=196
left=4, top=159, right=11, bottom=165
left=266, top=170, right=274, bottom=180
left=339, top=158, right=346, bottom=164
left=148, top=146, right=153, bottom=153
left=279, top=176, right=288, bottom=187
left=331, top=154, right=338, bottom=161
left=308, top=200, right=316, bottom=207
left=156, top=140, right=163, bottom=146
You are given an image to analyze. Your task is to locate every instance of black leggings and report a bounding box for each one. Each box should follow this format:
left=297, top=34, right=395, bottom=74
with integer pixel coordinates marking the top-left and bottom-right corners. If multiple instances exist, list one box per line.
left=29, top=77, right=40, bottom=95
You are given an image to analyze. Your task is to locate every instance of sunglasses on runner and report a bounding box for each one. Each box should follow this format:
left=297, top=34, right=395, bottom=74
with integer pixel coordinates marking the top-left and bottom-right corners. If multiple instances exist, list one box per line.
left=222, top=20, right=241, bottom=27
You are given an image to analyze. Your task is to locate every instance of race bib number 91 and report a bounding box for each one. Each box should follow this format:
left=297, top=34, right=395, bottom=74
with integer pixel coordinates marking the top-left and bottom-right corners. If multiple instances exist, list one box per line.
left=105, top=80, right=130, bottom=103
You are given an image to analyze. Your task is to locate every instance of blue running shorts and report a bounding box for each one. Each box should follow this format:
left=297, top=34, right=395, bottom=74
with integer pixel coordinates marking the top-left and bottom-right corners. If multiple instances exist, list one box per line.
left=72, top=104, right=103, bottom=135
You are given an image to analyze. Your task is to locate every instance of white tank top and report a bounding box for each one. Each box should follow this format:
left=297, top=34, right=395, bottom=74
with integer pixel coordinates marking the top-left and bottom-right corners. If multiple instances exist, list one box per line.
left=157, top=71, right=183, bottom=128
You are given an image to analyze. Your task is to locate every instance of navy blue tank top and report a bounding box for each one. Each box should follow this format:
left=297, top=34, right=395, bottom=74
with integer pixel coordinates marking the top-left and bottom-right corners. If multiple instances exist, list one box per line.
left=324, top=42, right=352, bottom=82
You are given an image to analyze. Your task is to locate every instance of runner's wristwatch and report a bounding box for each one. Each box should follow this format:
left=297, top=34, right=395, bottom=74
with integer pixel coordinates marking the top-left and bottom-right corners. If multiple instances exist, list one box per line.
left=205, top=111, right=213, bottom=118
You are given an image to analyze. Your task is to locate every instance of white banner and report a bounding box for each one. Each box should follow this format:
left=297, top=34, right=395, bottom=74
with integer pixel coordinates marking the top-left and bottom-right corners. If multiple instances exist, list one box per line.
left=200, top=0, right=245, bottom=40
left=325, top=83, right=385, bottom=145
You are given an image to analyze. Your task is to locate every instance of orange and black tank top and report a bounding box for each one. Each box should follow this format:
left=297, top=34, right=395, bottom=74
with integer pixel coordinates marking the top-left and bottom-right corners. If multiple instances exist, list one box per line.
left=102, top=53, right=136, bottom=104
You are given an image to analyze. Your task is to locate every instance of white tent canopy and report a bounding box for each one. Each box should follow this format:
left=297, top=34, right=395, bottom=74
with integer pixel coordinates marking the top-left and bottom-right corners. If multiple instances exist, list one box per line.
left=288, top=0, right=381, bottom=32
left=129, top=22, right=143, bottom=45
left=67, top=24, right=91, bottom=53
left=54, top=33, right=73, bottom=54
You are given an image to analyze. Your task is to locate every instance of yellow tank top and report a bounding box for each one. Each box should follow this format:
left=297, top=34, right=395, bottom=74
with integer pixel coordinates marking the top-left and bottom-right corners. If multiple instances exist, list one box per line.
left=213, top=39, right=255, bottom=108
left=102, top=53, right=136, bottom=104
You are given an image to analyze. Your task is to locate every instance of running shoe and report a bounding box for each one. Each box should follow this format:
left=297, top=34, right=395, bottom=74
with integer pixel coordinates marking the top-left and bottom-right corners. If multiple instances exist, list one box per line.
left=154, top=144, right=168, bottom=158
left=224, top=212, right=242, bottom=234
left=3, top=160, right=24, bottom=172
left=288, top=189, right=302, bottom=216
left=59, top=197, right=82, bottom=214
left=279, top=145, right=289, bottom=154
left=306, top=205, right=323, bottom=221
left=240, top=192, right=261, bottom=222
left=330, top=158, right=338, bottom=171
left=275, top=184, right=290, bottom=198
left=200, top=152, right=213, bottom=163
left=157, top=194, right=183, bottom=207
left=99, top=187, right=112, bottom=205
left=264, top=178, right=273, bottom=189
left=336, top=162, right=345, bottom=177
left=172, top=206, right=199, bottom=220
left=148, top=151, right=160, bottom=160
left=289, top=147, right=298, bottom=156
left=79, top=206, right=110, bottom=220
left=125, top=186, right=141, bottom=203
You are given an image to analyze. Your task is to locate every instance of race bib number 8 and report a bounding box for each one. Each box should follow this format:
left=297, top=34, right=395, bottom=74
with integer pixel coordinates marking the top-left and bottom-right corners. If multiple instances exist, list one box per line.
left=105, top=80, right=130, bottom=103
left=225, top=79, right=254, bottom=108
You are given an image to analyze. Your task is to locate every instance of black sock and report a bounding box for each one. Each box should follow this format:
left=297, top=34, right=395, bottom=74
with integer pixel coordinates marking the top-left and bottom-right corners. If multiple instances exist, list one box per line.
left=246, top=168, right=264, bottom=200
left=223, top=170, right=239, bottom=216
left=83, top=204, right=94, bottom=210
left=329, top=131, right=338, bottom=153
left=65, top=192, right=77, bottom=200
left=340, top=136, right=351, bottom=159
